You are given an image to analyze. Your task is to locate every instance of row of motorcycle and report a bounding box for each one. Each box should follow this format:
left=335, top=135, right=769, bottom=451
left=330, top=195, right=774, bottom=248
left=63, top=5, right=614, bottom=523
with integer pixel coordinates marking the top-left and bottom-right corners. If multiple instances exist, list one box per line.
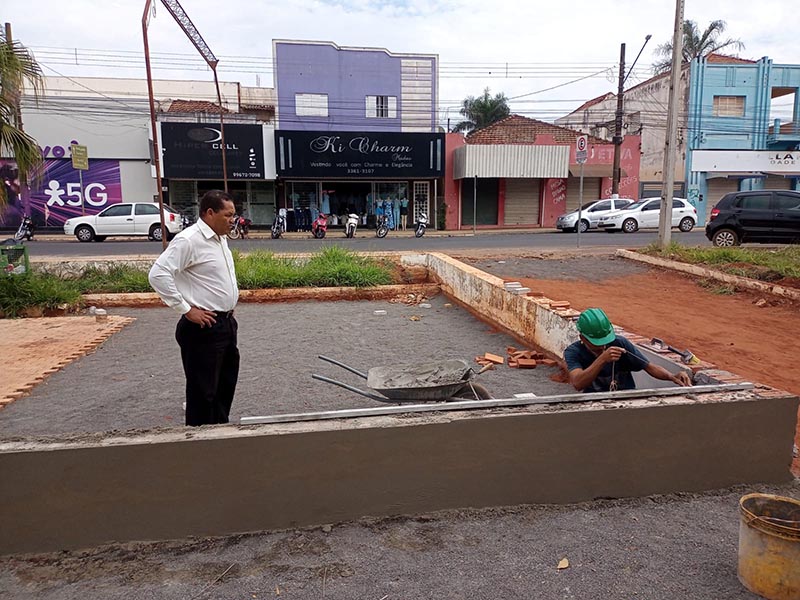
left=270, top=210, right=428, bottom=240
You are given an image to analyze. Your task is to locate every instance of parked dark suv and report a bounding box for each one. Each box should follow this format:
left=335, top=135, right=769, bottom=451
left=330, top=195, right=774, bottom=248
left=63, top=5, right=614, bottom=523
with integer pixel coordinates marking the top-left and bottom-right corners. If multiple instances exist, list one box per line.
left=705, top=190, right=800, bottom=246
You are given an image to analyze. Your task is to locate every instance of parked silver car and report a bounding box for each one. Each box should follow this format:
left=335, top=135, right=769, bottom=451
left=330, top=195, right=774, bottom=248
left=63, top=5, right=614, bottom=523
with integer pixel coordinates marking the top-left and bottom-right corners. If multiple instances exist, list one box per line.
left=555, top=197, right=633, bottom=233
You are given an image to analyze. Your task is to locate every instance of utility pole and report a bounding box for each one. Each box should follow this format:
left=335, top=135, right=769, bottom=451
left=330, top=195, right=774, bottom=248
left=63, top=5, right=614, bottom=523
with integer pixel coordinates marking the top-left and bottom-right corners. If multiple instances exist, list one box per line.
left=658, top=0, right=685, bottom=248
left=611, top=43, right=626, bottom=196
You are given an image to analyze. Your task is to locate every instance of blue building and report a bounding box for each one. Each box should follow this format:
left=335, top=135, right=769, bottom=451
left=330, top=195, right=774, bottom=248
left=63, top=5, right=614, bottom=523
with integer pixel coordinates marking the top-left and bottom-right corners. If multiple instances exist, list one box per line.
left=686, top=56, right=800, bottom=224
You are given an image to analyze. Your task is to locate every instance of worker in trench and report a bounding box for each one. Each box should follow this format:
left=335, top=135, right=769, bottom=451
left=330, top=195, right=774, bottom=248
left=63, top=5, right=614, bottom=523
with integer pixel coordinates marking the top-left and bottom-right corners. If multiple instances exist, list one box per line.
left=564, top=308, right=693, bottom=393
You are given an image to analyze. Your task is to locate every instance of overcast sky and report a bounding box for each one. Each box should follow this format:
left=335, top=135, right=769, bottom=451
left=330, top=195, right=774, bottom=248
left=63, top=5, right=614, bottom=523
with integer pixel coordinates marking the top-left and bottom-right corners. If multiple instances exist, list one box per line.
left=4, top=0, right=796, bottom=122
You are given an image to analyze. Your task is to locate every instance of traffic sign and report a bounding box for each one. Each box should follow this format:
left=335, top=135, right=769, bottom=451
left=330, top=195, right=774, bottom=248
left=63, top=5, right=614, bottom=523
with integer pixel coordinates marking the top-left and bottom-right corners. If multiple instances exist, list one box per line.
left=71, top=144, right=89, bottom=171
left=576, top=150, right=588, bottom=164
left=576, top=135, right=588, bottom=152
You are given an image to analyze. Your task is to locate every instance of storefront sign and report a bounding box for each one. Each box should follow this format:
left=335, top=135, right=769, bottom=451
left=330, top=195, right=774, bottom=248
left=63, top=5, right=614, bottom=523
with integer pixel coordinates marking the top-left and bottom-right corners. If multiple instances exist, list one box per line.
left=0, top=159, right=122, bottom=227
left=161, top=122, right=266, bottom=180
left=275, top=131, right=445, bottom=178
left=692, top=150, right=799, bottom=172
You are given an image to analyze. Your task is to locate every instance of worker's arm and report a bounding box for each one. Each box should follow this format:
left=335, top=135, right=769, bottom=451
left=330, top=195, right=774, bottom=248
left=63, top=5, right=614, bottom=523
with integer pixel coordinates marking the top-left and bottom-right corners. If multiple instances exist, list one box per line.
left=567, top=346, right=625, bottom=392
left=644, top=362, right=693, bottom=386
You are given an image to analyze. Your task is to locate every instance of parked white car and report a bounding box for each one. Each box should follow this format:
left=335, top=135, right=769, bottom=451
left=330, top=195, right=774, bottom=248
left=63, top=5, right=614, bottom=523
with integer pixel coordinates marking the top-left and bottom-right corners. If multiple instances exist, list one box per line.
left=597, top=198, right=697, bottom=233
left=556, top=197, right=633, bottom=233
left=64, top=202, right=183, bottom=242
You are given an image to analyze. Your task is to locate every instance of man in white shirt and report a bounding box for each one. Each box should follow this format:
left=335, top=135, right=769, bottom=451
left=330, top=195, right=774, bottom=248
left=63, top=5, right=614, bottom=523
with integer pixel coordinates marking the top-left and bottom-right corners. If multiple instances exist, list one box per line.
left=149, top=190, right=240, bottom=426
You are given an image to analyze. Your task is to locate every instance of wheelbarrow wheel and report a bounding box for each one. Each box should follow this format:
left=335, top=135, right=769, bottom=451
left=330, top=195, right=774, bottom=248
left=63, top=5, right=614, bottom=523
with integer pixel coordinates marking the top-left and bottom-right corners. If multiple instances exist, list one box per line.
left=451, top=382, right=492, bottom=400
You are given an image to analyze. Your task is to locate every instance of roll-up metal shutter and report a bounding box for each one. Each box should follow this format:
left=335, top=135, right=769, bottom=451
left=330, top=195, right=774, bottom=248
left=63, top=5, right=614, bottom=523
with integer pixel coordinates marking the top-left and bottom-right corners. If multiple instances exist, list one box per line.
left=565, top=177, right=600, bottom=213
left=706, top=178, right=739, bottom=221
left=763, top=175, right=793, bottom=191
left=504, top=179, right=541, bottom=225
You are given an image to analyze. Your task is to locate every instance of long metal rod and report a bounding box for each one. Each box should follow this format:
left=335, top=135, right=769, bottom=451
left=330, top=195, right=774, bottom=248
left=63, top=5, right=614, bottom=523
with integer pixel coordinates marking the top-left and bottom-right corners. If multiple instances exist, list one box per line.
left=212, top=66, right=229, bottom=193
left=142, top=0, right=168, bottom=252
left=240, top=382, right=755, bottom=426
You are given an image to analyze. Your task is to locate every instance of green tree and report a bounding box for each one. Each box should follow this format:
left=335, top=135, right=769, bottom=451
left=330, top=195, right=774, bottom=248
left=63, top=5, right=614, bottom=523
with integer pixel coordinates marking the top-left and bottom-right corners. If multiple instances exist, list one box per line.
left=0, top=30, right=44, bottom=206
left=452, top=87, right=510, bottom=134
left=652, top=19, right=745, bottom=74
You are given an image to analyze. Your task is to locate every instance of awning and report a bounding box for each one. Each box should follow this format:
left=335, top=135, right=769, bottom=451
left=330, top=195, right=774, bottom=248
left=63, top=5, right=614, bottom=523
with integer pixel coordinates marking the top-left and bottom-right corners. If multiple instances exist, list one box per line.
left=705, top=171, right=767, bottom=179
left=764, top=171, right=800, bottom=178
left=568, top=164, right=626, bottom=178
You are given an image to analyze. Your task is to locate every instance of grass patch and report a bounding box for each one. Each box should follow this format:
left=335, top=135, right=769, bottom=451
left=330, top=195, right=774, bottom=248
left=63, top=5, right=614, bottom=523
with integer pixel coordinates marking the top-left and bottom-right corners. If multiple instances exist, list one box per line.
left=641, top=243, right=800, bottom=281
left=0, top=274, right=82, bottom=318
left=696, top=278, right=738, bottom=295
left=1, top=248, right=396, bottom=318
left=233, top=246, right=393, bottom=288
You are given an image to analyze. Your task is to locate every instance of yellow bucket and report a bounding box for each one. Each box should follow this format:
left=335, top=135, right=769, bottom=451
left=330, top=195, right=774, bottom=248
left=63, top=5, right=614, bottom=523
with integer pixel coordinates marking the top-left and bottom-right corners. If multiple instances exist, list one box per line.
left=738, top=493, right=800, bottom=600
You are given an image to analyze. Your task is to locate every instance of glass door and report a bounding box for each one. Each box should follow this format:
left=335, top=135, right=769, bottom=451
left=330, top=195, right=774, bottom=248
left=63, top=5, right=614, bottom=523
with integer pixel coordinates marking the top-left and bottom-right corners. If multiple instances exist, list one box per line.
left=413, top=181, right=430, bottom=224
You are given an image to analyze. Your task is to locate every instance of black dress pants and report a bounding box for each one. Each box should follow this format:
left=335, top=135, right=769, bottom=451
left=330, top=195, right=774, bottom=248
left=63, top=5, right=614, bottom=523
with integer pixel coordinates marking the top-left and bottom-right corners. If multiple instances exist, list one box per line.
left=175, top=314, right=240, bottom=426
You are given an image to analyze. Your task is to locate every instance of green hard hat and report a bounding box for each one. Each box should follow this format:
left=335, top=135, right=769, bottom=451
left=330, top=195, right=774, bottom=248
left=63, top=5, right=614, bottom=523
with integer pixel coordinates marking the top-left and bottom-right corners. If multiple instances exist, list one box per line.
left=576, top=308, right=615, bottom=346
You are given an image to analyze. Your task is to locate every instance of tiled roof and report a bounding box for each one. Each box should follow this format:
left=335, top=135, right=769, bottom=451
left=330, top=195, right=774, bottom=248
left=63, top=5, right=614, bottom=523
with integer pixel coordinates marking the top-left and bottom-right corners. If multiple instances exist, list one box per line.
left=465, top=114, right=608, bottom=146
left=166, top=100, right=230, bottom=114
left=705, top=52, right=756, bottom=65
left=570, top=93, right=615, bottom=116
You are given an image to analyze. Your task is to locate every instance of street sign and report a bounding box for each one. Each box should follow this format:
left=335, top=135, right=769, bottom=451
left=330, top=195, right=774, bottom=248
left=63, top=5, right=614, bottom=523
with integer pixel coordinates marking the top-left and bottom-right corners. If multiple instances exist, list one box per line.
left=71, top=144, right=89, bottom=171
left=576, top=135, right=588, bottom=164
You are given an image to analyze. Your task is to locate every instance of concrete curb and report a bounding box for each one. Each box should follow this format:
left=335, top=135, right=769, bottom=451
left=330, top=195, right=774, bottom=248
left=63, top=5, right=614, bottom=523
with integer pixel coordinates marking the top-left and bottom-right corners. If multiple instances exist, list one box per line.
left=616, top=249, right=800, bottom=301
left=82, top=283, right=441, bottom=308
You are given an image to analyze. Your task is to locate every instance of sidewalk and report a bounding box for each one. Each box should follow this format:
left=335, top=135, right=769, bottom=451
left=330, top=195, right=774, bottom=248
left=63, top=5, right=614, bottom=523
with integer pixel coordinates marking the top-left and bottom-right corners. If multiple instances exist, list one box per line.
left=7, top=226, right=560, bottom=242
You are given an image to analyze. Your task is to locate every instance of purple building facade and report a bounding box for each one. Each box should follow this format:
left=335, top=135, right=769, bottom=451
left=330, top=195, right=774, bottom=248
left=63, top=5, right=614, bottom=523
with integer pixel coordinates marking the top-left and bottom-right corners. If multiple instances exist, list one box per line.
left=273, top=40, right=444, bottom=231
left=273, top=39, right=438, bottom=133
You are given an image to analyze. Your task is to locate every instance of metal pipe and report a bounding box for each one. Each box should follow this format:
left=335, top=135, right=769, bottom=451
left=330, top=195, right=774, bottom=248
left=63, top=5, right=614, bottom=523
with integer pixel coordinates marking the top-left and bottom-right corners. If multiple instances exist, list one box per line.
left=213, top=66, right=228, bottom=193
left=240, top=382, right=755, bottom=425
left=317, top=355, right=368, bottom=379
left=142, top=0, right=168, bottom=251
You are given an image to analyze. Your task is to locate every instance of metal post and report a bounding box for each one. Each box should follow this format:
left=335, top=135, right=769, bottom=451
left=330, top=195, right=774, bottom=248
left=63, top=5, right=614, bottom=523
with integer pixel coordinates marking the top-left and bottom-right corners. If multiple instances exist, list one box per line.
left=577, top=162, right=585, bottom=248
left=658, top=0, right=685, bottom=249
left=142, top=0, right=168, bottom=251
left=433, top=178, right=438, bottom=231
left=472, top=174, right=477, bottom=235
left=79, top=169, right=85, bottom=215
left=212, top=67, right=228, bottom=193
left=612, top=43, right=626, bottom=196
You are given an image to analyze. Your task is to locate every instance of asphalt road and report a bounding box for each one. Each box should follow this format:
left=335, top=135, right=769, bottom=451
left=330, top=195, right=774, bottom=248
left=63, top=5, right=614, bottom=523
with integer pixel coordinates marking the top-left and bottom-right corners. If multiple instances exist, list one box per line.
left=20, top=230, right=710, bottom=257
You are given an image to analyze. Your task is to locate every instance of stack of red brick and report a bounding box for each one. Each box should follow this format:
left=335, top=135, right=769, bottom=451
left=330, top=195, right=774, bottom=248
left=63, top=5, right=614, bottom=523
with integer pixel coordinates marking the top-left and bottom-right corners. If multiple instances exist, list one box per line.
left=474, top=348, right=559, bottom=370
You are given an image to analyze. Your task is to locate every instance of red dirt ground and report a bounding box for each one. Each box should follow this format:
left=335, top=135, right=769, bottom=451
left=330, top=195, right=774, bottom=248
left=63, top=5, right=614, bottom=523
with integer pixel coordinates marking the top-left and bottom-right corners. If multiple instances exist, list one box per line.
left=515, top=269, right=800, bottom=476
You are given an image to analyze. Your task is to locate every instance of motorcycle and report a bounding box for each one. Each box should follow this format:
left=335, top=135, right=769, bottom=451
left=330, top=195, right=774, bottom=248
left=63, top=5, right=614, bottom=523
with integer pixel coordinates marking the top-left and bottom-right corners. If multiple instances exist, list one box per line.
left=229, top=214, right=252, bottom=240
left=181, top=213, right=195, bottom=230
left=375, top=214, right=389, bottom=239
left=344, top=213, right=359, bottom=238
left=414, top=212, right=428, bottom=238
left=271, top=208, right=287, bottom=239
left=312, top=213, right=328, bottom=239
left=13, top=215, right=35, bottom=242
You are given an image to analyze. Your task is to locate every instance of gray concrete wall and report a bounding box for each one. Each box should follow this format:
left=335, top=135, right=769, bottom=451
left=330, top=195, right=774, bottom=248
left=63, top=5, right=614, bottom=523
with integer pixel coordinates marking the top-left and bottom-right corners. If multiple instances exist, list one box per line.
left=1, top=393, right=796, bottom=555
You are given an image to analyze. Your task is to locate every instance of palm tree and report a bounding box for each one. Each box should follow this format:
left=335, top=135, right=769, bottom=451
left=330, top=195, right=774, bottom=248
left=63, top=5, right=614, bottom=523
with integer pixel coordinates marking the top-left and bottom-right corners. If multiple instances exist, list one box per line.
left=0, top=30, right=44, bottom=207
left=452, top=87, right=510, bottom=134
left=652, top=19, right=745, bottom=74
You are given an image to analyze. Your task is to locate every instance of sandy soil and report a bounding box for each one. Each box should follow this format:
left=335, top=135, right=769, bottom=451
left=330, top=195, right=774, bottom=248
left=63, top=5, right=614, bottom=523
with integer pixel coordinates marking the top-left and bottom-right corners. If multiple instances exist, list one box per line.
left=0, top=294, right=571, bottom=440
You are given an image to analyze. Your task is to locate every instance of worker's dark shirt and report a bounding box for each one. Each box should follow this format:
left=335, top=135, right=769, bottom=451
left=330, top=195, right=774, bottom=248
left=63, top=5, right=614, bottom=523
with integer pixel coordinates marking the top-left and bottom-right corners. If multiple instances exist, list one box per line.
left=564, top=335, right=649, bottom=393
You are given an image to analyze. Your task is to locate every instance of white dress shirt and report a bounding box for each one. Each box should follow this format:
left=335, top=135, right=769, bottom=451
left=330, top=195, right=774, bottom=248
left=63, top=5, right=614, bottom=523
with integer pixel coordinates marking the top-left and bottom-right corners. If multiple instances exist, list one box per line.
left=148, top=218, right=239, bottom=315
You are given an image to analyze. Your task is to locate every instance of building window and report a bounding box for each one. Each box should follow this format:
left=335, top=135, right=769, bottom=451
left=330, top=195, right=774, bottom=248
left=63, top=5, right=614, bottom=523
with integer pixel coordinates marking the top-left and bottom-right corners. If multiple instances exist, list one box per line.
left=295, top=93, right=328, bottom=117
left=366, top=95, right=397, bottom=118
left=713, top=95, right=745, bottom=117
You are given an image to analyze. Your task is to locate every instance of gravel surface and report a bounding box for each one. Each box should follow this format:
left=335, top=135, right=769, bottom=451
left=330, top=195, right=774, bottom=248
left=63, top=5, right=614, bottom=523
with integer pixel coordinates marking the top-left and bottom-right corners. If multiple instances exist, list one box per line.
left=0, top=294, right=571, bottom=439
left=2, top=481, right=797, bottom=599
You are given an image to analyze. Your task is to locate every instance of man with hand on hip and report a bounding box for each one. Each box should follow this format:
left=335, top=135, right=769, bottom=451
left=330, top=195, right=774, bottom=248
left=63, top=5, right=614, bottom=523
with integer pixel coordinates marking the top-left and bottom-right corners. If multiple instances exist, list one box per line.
left=149, top=190, right=240, bottom=426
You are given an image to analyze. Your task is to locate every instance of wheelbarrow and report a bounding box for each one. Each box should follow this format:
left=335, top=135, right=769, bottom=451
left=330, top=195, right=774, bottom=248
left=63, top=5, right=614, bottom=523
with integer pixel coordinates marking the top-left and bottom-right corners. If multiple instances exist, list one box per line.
left=312, top=355, right=493, bottom=404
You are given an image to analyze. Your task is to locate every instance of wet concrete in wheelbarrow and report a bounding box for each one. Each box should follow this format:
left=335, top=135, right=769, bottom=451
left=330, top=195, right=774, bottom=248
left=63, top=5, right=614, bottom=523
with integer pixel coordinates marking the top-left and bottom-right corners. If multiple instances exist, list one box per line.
left=0, top=293, right=571, bottom=440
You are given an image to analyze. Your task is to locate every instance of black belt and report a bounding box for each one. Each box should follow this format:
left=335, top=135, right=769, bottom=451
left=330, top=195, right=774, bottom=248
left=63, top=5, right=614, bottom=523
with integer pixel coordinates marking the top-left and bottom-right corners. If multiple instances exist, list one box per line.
left=214, top=310, right=235, bottom=319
